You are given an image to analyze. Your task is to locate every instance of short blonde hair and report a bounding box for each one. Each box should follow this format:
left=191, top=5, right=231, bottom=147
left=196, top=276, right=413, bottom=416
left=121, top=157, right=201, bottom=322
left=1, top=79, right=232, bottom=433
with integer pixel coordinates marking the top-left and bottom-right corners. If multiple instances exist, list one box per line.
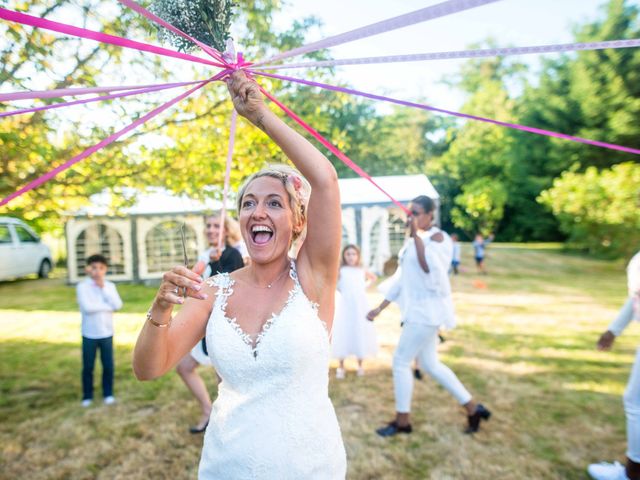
left=236, top=164, right=311, bottom=241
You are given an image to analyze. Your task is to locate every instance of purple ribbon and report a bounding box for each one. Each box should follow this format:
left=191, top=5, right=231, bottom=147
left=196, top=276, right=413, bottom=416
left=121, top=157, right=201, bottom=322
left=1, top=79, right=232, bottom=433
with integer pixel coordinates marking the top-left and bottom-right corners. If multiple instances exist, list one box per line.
left=254, top=0, right=500, bottom=66
left=256, top=38, right=640, bottom=70
left=0, top=81, right=204, bottom=118
left=254, top=71, right=640, bottom=156
left=0, top=81, right=203, bottom=102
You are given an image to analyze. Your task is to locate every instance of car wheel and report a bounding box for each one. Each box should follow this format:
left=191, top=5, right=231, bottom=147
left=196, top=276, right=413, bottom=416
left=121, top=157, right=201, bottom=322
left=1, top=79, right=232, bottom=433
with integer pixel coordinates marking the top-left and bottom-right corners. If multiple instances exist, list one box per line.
left=38, top=259, right=52, bottom=278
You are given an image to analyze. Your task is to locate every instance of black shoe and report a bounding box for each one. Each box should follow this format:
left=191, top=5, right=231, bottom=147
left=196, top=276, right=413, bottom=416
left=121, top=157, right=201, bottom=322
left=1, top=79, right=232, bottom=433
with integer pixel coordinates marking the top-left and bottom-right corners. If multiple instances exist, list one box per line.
left=376, top=421, right=412, bottom=437
left=189, top=421, right=209, bottom=434
left=465, top=404, right=491, bottom=434
left=413, top=368, right=423, bottom=380
left=438, top=334, right=446, bottom=343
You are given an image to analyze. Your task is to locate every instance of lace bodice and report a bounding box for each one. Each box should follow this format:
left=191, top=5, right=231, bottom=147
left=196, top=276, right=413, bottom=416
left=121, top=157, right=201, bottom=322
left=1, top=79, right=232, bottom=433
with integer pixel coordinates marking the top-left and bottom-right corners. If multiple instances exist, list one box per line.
left=198, top=260, right=346, bottom=479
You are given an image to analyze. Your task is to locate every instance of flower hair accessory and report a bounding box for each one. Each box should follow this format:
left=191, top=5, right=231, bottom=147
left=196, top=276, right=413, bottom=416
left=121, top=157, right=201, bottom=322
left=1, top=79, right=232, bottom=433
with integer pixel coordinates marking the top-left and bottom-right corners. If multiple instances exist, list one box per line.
left=286, top=174, right=306, bottom=214
left=287, top=174, right=302, bottom=192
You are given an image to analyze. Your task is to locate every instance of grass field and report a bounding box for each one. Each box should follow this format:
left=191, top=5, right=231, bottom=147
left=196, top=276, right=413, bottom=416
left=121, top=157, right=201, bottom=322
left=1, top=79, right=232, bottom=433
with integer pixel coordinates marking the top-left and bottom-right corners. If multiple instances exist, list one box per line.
left=0, top=244, right=637, bottom=479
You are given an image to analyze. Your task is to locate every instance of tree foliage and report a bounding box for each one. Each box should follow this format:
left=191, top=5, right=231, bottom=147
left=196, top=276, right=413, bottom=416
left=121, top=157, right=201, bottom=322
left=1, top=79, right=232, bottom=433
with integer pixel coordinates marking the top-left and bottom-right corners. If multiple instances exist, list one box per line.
left=539, top=162, right=640, bottom=257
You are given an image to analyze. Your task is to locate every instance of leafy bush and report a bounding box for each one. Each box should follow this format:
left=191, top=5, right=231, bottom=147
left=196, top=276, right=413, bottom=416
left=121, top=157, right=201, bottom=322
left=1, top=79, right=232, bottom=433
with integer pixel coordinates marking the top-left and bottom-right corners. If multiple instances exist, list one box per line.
left=539, top=162, right=640, bottom=257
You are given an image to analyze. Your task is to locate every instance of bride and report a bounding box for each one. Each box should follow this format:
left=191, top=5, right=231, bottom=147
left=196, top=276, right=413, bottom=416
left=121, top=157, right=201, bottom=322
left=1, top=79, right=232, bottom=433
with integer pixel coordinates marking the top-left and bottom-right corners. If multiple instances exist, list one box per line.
left=133, top=71, right=346, bottom=479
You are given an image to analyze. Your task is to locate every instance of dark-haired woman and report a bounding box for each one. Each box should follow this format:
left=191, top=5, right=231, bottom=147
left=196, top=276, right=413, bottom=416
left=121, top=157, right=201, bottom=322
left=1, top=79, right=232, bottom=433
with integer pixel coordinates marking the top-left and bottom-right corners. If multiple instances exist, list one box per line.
left=368, top=195, right=491, bottom=436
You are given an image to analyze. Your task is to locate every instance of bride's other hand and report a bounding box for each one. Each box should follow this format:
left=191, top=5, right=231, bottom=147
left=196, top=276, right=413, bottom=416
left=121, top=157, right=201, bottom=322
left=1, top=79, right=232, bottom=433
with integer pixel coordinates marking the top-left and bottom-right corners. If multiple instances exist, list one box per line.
left=155, top=261, right=207, bottom=309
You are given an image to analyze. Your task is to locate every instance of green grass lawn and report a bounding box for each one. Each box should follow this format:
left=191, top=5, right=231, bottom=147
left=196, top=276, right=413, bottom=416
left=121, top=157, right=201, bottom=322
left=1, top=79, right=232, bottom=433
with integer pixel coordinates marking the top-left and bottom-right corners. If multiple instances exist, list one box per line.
left=0, top=244, right=637, bottom=479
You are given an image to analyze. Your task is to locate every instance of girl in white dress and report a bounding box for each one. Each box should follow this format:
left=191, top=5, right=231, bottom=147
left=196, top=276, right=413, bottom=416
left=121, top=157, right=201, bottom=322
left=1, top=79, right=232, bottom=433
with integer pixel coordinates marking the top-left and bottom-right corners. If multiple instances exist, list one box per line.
left=133, top=71, right=346, bottom=479
left=332, top=244, right=378, bottom=378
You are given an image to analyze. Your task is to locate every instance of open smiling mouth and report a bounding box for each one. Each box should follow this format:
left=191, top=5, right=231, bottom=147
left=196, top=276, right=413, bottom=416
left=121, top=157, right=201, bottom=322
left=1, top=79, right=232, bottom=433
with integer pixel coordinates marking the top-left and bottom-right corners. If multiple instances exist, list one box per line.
left=251, top=225, right=274, bottom=246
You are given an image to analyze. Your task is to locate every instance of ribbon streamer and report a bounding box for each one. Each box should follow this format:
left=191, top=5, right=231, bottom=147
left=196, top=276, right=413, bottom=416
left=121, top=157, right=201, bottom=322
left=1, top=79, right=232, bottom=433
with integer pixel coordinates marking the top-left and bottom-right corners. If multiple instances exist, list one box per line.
left=118, top=0, right=227, bottom=64
left=254, top=0, right=500, bottom=66
left=218, top=109, right=238, bottom=250
left=257, top=38, right=640, bottom=70
left=0, top=75, right=220, bottom=207
left=255, top=71, right=640, bottom=156
left=258, top=85, right=411, bottom=214
left=0, top=81, right=203, bottom=102
left=0, top=81, right=203, bottom=118
left=0, top=8, right=225, bottom=68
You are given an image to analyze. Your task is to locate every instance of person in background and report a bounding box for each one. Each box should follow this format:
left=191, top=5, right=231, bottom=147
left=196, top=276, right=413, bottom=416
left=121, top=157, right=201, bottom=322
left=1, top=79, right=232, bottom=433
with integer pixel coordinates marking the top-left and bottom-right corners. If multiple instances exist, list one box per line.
left=332, top=244, right=378, bottom=379
left=199, top=214, right=245, bottom=279
left=451, top=233, right=461, bottom=275
left=588, top=251, right=640, bottom=480
left=176, top=213, right=244, bottom=433
left=76, top=254, right=123, bottom=407
left=368, top=196, right=491, bottom=437
left=473, top=232, right=494, bottom=275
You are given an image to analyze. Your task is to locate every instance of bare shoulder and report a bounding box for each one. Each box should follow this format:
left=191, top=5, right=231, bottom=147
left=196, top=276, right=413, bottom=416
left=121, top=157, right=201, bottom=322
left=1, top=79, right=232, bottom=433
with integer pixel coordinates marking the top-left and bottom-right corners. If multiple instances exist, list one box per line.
left=430, top=231, right=445, bottom=243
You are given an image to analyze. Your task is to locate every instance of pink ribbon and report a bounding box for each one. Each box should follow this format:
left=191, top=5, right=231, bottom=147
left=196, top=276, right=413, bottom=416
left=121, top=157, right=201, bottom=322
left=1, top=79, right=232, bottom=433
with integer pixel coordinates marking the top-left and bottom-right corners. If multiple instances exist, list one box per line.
left=0, top=81, right=203, bottom=118
left=257, top=38, right=640, bottom=70
left=217, top=109, right=238, bottom=249
left=0, top=8, right=225, bottom=69
left=254, top=71, right=640, bottom=156
left=258, top=85, right=411, bottom=214
left=117, top=0, right=226, bottom=64
left=0, top=81, right=202, bottom=102
left=0, top=75, right=220, bottom=207
left=254, top=0, right=500, bottom=66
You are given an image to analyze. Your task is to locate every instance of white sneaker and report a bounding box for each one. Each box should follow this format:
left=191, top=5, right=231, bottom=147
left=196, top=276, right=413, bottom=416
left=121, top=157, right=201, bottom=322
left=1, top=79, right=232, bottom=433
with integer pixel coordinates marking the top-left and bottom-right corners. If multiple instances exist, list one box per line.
left=103, top=396, right=116, bottom=405
left=587, top=461, right=629, bottom=480
left=356, top=367, right=365, bottom=377
left=81, top=399, right=92, bottom=408
left=335, top=368, right=345, bottom=379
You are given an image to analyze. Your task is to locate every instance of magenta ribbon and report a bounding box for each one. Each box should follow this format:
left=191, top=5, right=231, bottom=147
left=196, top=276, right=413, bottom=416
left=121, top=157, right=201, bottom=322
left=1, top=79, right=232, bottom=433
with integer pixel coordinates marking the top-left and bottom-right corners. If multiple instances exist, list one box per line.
left=258, top=85, right=411, bottom=214
left=0, top=8, right=225, bottom=68
left=0, top=81, right=203, bottom=118
left=117, top=0, right=226, bottom=64
left=0, top=75, right=221, bottom=207
left=254, top=71, right=640, bottom=156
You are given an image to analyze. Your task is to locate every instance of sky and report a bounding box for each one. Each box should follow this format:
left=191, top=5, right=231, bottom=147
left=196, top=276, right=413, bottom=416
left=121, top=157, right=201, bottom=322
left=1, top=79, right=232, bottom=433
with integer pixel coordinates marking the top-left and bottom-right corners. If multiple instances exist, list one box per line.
left=3, top=0, right=638, bottom=136
left=258, top=0, right=639, bottom=110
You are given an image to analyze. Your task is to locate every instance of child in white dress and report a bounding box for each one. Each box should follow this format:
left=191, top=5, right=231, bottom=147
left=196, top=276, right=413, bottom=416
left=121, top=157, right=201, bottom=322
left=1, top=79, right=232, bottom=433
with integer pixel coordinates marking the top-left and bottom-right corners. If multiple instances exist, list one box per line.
left=332, top=244, right=378, bottom=378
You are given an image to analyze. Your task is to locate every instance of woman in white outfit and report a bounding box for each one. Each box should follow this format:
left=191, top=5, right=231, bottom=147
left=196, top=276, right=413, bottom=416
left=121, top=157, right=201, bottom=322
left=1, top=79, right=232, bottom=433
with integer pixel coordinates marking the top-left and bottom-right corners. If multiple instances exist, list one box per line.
left=368, top=195, right=491, bottom=436
left=588, top=251, right=640, bottom=480
left=133, top=71, right=346, bottom=479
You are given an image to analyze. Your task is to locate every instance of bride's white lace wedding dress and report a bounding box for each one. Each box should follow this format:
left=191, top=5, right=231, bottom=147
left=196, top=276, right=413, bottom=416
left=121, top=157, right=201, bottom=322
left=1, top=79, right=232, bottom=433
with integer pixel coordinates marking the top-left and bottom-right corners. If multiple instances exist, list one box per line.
left=198, top=260, right=347, bottom=479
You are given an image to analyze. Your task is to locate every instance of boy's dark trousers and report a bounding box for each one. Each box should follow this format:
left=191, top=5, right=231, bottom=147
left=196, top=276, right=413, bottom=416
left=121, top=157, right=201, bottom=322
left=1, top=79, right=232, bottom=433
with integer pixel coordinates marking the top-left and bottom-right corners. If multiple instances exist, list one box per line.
left=82, top=336, right=114, bottom=400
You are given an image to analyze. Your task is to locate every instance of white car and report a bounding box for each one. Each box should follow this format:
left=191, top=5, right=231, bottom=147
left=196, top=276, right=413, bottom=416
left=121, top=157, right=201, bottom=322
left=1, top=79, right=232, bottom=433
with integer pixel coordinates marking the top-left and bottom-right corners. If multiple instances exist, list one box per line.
left=0, top=217, right=53, bottom=281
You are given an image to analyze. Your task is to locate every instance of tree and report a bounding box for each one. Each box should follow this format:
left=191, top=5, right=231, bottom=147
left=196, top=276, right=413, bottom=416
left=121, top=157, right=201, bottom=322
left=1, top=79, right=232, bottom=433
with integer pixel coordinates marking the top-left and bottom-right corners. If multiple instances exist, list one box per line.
left=0, top=0, right=331, bottom=233
left=539, top=162, right=640, bottom=257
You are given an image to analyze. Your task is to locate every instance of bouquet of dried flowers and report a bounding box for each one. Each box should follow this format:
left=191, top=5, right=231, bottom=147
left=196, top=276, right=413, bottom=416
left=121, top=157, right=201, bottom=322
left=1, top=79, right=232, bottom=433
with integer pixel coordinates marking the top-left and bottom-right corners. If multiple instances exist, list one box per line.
left=149, top=0, right=236, bottom=52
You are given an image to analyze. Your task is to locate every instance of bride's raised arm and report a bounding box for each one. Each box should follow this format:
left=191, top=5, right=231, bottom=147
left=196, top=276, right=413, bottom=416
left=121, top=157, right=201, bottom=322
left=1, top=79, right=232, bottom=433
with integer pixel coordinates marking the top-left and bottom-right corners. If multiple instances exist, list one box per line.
left=227, top=72, right=341, bottom=299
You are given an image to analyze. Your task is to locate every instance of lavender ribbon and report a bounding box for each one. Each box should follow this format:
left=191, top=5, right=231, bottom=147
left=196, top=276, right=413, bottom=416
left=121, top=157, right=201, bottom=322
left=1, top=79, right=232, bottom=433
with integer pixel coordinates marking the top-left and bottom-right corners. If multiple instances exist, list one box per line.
left=254, top=71, right=640, bottom=156
left=254, top=0, right=501, bottom=66
left=0, top=81, right=203, bottom=118
left=0, top=81, right=202, bottom=103
left=257, top=38, right=640, bottom=70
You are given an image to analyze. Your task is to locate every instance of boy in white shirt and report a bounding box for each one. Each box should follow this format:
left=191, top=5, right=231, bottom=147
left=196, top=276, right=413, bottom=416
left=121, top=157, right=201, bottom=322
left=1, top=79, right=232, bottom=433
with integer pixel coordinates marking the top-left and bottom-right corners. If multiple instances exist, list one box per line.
left=76, top=254, right=123, bottom=407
